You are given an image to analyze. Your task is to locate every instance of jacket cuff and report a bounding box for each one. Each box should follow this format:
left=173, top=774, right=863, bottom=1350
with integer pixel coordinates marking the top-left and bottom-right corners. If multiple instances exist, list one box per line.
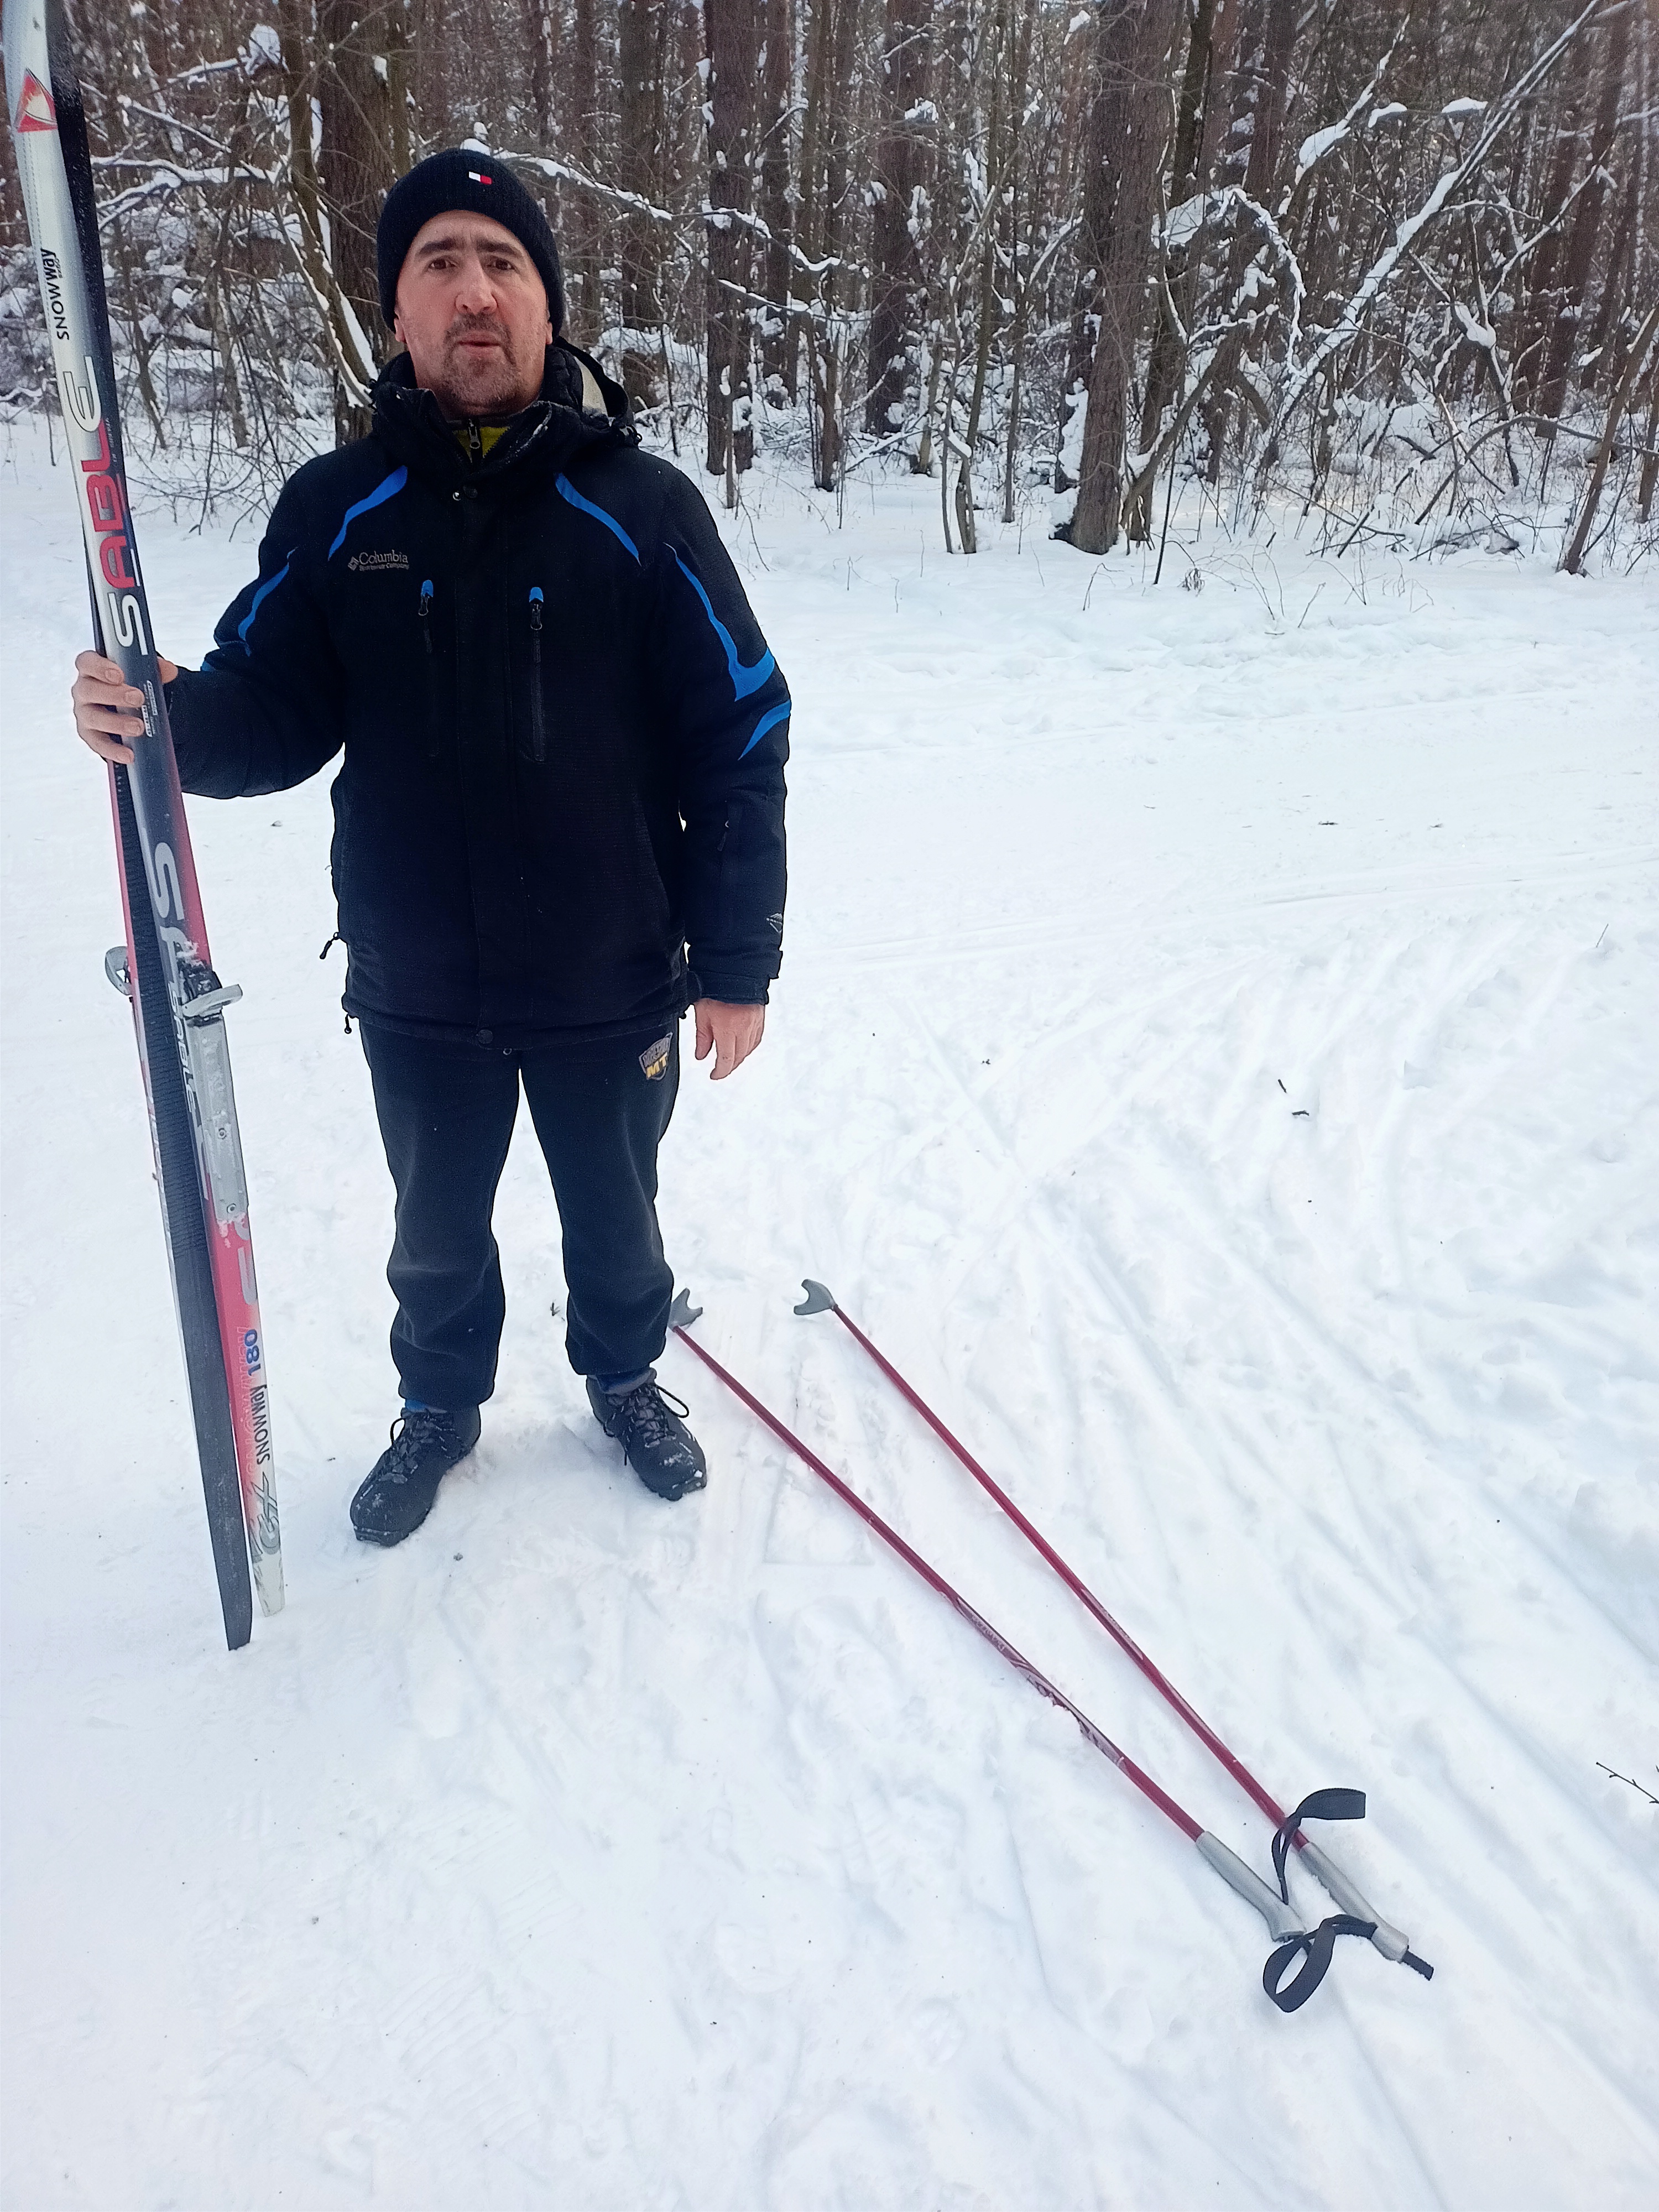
left=689, top=971, right=773, bottom=1006
left=162, top=670, right=198, bottom=775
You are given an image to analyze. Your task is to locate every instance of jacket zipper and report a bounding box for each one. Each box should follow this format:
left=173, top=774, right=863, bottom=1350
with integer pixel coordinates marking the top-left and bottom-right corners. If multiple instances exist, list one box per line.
left=419, top=578, right=437, bottom=758
left=527, top=586, right=546, bottom=764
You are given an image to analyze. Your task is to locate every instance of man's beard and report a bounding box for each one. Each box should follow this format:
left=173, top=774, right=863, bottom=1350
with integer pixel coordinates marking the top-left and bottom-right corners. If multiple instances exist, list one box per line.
left=428, top=316, right=540, bottom=419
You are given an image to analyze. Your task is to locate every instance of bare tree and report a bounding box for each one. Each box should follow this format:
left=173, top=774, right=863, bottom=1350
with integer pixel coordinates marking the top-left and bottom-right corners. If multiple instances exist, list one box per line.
left=865, top=0, right=932, bottom=435
left=1069, top=0, right=1177, bottom=555
left=617, top=0, right=665, bottom=403
left=565, top=0, right=604, bottom=344
left=757, top=0, right=799, bottom=400
left=318, top=0, right=405, bottom=438
left=705, top=0, right=760, bottom=494
left=1561, top=294, right=1659, bottom=569
left=1538, top=3, right=1630, bottom=420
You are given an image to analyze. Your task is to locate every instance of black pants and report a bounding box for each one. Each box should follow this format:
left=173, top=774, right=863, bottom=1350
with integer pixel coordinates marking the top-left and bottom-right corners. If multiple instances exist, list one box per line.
left=359, top=1020, right=680, bottom=1411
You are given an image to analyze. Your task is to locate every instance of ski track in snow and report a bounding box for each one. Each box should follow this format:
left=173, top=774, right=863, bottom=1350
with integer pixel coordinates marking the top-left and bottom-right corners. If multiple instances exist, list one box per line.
left=2, top=425, right=1656, bottom=2209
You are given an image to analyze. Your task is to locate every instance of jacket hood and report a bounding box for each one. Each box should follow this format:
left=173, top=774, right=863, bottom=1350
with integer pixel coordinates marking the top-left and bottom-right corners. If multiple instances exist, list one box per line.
left=370, top=338, right=635, bottom=490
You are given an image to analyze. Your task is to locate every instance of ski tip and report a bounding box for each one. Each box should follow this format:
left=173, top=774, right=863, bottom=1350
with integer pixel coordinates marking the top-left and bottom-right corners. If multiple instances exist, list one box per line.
left=795, top=1279, right=837, bottom=1317
left=669, top=1289, right=703, bottom=1332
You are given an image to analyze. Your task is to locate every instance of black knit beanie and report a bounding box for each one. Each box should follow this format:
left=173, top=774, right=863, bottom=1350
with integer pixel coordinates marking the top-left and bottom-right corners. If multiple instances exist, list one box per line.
left=376, top=148, right=565, bottom=336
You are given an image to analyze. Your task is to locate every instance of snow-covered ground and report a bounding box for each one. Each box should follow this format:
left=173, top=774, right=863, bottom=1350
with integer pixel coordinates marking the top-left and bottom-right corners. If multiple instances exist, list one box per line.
left=3, top=421, right=1656, bottom=2209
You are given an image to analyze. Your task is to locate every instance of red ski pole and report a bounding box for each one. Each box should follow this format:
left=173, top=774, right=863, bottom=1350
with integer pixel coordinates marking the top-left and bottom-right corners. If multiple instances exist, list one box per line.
left=792, top=1281, right=1430, bottom=1984
left=668, top=1293, right=1412, bottom=2012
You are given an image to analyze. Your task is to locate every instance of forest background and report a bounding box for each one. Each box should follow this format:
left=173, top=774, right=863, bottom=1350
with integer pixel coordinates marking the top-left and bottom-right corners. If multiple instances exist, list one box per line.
left=2, top=0, right=1656, bottom=571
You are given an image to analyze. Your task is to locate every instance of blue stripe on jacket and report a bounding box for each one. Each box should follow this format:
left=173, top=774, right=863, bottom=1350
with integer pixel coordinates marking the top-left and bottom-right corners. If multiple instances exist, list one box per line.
left=237, top=555, right=293, bottom=653
left=326, top=466, right=409, bottom=559
left=671, top=550, right=776, bottom=701
left=555, top=473, right=641, bottom=560
left=740, top=700, right=791, bottom=760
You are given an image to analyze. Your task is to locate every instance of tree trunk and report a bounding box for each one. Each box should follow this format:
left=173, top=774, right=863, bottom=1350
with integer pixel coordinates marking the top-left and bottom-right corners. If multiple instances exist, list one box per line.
left=1132, top=0, right=1219, bottom=536
left=567, top=0, right=603, bottom=346
left=317, top=0, right=400, bottom=438
left=1581, top=157, right=1639, bottom=395
left=112, top=216, right=167, bottom=446
left=1197, top=0, right=1293, bottom=477
left=954, top=0, right=1011, bottom=552
left=413, top=0, right=452, bottom=144
left=1062, top=0, right=1123, bottom=414
left=1559, top=296, right=1659, bottom=573
left=865, top=0, right=932, bottom=435
left=806, top=0, right=862, bottom=492
left=277, top=0, right=377, bottom=434
left=1637, top=372, right=1659, bottom=523
left=705, top=0, right=759, bottom=489
left=1237, top=0, right=1293, bottom=202
left=386, top=0, right=411, bottom=175
left=618, top=0, right=665, bottom=403
left=1194, top=0, right=1238, bottom=181
left=758, top=0, right=798, bottom=400
left=1070, top=0, right=1177, bottom=555
left=524, top=0, right=557, bottom=146
left=1514, top=49, right=1589, bottom=413
left=519, top=0, right=567, bottom=306
left=793, top=0, right=831, bottom=416
left=207, top=262, right=250, bottom=448
left=999, top=0, right=1041, bottom=521
left=1538, top=6, right=1630, bottom=422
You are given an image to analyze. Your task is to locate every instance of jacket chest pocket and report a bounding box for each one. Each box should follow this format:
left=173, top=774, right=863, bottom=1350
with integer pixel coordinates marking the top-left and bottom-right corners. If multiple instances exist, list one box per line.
left=515, top=585, right=549, bottom=765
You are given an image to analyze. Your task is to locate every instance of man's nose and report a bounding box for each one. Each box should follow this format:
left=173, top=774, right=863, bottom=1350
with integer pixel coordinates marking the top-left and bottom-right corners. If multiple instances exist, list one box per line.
left=454, top=256, right=500, bottom=313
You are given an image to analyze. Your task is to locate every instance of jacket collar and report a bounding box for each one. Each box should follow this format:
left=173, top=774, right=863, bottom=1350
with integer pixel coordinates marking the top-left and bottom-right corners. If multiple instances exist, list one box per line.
left=370, top=340, right=635, bottom=491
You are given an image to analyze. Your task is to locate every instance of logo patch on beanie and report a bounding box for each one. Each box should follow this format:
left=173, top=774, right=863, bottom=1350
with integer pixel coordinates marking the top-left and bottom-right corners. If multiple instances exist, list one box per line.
left=468, top=169, right=493, bottom=185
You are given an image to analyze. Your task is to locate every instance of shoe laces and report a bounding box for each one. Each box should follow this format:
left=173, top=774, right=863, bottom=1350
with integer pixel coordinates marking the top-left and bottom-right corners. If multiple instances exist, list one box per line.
left=618, top=1381, right=691, bottom=1451
left=384, top=1406, right=451, bottom=1479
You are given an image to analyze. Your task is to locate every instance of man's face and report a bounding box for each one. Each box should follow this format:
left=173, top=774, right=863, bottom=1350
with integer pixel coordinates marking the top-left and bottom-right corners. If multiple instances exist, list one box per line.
left=392, top=211, right=551, bottom=419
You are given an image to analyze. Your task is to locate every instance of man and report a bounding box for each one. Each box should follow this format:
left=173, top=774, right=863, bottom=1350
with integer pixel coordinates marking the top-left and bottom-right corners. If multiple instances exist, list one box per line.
left=72, top=150, right=789, bottom=1543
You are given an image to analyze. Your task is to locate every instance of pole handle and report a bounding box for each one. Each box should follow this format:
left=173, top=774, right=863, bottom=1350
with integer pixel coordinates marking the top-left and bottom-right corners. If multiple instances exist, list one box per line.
left=1196, top=1833, right=1305, bottom=1943
left=1297, top=1839, right=1413, bottom=1966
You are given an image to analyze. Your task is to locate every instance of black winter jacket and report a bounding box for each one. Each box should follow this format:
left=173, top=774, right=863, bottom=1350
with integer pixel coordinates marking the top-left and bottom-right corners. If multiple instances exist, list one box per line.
left=166, top=344, right=789, bottom=1041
